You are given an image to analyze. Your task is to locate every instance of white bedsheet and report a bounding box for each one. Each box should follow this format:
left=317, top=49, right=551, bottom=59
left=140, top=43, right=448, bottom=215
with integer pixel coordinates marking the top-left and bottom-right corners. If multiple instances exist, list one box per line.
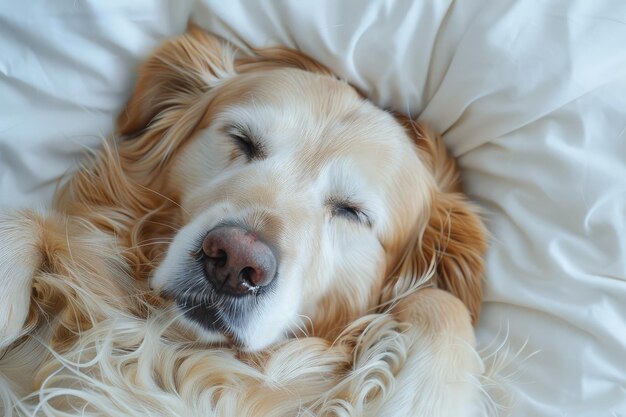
left=1, top=1, right=625, bottom=415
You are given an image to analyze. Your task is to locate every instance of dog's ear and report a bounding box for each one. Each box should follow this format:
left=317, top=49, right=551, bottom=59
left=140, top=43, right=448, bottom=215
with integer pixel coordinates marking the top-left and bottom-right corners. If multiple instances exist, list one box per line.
left=118, top=24, right=234, bottom=135
left=116, top=25, right=235, bottom=176
left=393, top=117, right=487, bottom=325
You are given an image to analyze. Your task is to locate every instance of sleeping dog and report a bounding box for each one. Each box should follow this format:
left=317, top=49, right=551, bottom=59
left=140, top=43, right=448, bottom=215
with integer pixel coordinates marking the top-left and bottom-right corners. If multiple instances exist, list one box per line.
left=0, top=26, right=489, bottom=416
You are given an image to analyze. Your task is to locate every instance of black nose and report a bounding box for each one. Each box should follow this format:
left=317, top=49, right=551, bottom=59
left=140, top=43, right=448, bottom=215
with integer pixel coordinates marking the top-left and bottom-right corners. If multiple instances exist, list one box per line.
left=202, top=226, right=277, bottom=295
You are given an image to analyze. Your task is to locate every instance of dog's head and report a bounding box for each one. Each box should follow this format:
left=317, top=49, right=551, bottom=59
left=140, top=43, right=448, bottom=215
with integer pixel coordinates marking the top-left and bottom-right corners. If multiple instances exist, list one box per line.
left=117, top=26, right=486, bottom=351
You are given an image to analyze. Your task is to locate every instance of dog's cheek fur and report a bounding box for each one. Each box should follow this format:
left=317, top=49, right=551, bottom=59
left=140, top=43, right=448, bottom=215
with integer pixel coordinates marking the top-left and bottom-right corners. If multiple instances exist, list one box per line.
left=305, top=237, right=387, bottom=341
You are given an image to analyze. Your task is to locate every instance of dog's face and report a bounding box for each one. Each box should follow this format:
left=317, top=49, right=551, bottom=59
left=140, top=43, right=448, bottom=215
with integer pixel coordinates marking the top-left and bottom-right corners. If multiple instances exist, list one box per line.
left=118, top=27, right=485, bottom=352
left=151, top=68, right=431, bottom=350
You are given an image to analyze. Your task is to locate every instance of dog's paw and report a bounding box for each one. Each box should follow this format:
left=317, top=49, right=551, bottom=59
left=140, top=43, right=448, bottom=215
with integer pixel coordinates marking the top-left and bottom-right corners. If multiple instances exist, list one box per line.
left=383, top=289, right=484, bottom=417
left=0, top=210, right=43, bottom=349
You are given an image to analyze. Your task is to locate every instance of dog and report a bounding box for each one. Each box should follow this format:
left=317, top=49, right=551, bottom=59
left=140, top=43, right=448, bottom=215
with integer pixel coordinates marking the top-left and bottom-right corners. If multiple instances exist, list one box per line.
left=0, top=25, right=489, bottom=416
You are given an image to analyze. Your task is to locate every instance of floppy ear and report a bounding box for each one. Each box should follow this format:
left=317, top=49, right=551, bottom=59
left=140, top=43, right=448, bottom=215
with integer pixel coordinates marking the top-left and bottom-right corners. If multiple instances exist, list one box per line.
left=395, top=117, right=488, bottom=325
left=117, top=25, right=235, bottom=175
left=118, top=24, right=234, bottom=135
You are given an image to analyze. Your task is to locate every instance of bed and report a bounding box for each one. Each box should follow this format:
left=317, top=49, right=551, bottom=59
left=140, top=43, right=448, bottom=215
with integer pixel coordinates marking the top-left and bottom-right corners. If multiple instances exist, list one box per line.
left=1, top=0, right=625, bottom=415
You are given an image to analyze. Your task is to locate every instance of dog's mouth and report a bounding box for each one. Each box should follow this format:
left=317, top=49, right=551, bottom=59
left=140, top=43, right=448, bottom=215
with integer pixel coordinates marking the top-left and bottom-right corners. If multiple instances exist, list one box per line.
left=175, top=294, right=223, bottom=332
left=157, top=252, right=277, bottom=342
left=169, top=277, right=272, bottom=335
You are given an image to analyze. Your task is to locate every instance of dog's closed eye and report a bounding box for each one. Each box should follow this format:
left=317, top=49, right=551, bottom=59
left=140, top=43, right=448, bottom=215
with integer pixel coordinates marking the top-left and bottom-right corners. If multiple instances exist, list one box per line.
left=227, top=125, right=265, bottom=161
left=329, top=199, right=371, bottom=227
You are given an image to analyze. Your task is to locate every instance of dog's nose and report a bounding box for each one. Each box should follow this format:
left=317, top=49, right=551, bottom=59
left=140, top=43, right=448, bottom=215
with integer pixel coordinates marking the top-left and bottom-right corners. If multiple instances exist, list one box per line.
left=201, top=226, right=277, bottom=295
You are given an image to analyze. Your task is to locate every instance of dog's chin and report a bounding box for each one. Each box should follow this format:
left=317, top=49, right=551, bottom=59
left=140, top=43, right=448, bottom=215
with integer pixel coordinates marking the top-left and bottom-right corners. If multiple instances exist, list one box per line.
left=176, top=295, right=225, bottom=333
left=167, top=294, right=234, bottom=342
left=176, top=312, right=230, bottom=346
left=169, top=291, right=271, bottom=351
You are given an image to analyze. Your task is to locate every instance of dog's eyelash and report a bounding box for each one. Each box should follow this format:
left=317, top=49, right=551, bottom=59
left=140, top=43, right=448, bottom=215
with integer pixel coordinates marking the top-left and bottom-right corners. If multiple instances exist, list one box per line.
left=330, top=200, right=371, bottom=227
left=227, top=127, right=265, bottom=161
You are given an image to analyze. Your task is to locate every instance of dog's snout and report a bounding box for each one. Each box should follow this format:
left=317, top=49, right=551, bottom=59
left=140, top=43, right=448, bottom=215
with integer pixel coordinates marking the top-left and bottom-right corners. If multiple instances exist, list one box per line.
left=202, top=226, right=277, bottom=295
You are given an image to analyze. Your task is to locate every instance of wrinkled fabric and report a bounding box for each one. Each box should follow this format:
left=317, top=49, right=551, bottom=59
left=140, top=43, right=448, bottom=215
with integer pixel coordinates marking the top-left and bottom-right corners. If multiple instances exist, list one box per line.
left=1, top=1, right=625, bottom=415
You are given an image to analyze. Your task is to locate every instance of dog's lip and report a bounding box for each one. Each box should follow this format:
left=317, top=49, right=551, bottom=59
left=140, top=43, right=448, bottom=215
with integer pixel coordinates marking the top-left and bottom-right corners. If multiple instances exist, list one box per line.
left=155, top=273, right=270, bottom=303
left=174, top=292, right=229, bottom=335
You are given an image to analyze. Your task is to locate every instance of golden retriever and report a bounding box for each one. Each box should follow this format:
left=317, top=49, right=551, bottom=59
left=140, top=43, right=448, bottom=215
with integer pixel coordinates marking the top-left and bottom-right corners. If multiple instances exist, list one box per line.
left=0, top=26, right=489, bottom=416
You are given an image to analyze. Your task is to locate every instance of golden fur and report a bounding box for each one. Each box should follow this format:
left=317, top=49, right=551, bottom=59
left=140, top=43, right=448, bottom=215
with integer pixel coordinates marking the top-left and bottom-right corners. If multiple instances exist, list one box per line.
left=0, top=26, right=492, bottom=416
